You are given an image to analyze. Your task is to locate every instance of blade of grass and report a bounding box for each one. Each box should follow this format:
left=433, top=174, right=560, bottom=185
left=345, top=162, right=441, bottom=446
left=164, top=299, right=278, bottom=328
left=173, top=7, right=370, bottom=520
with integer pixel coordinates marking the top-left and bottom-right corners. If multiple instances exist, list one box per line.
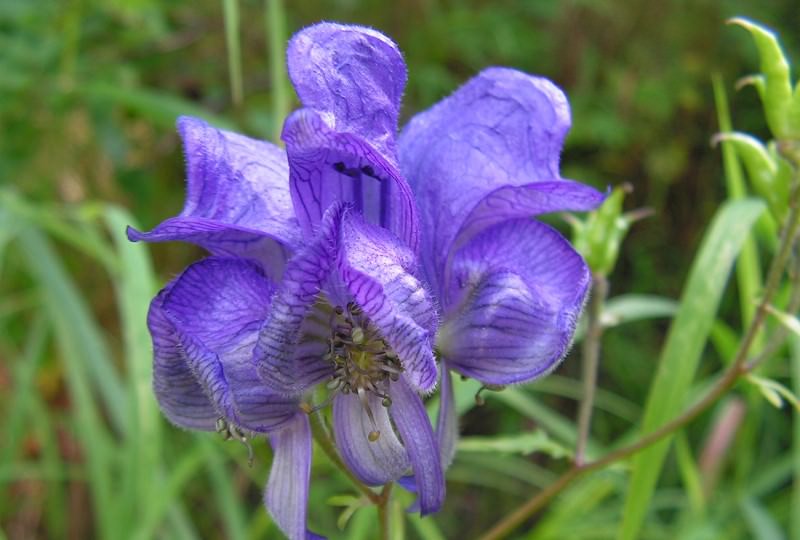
left=132, top=443, right=208, bottom=540
left=18, top=228, right=120, bottom=539
left=203, top=439, right=248, bottom=540
left=408, top=511, right=446, bottom=540
left=713, top=75, right=770, bottom=492
left=674, top=431, right=705, bottom=513
left=265, top=0, right=289, bottom=143
left=618, top=198, right=766, bottom=540
left=494, top=388, right=602, bottom=457
left=103, top=206, right=162, bottom=524
left=223, top=0, right=243, bottom=106
left=84, top=82, right=236, bottom=131
left=713, top=74, right=764, bottom=330
left=792, top=334, right=800, bottom=540
left=0, top=191, right=118, bottom=273
left=0, top=315, right=48, bottom=467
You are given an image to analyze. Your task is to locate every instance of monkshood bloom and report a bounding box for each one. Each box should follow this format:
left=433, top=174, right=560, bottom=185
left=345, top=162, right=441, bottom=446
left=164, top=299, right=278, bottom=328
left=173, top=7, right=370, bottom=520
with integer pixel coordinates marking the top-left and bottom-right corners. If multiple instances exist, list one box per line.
left=129, top=22, right=603, bottom=540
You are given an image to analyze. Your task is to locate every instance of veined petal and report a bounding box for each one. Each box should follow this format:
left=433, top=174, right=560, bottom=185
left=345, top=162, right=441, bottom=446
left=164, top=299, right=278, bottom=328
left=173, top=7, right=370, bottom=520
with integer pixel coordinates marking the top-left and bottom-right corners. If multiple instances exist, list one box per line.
left=128, top=116, right=300, bottom=278
left=389, top=379, right=445, bottom=515
left=162, top=257, right=299, bottom=433
left=287, top=22, right=406, bottom=158
left=438, top=219, right=590, bottom=385
left=332, top=392, right=410, bottom=486
left=398, top=68, right=600, bottom=294
left=338, top=212, right=437, bottom=393
left=451, top=180, right=604, bottom=256
left=254, top=204, right=344, bottom=395
left=265, top=413, right=324, bottom=540
left=149, top=287, right=218, bottom=431
left=283, top=109, right=419, bottom=252
left=436, top=367, right=457, bottom=470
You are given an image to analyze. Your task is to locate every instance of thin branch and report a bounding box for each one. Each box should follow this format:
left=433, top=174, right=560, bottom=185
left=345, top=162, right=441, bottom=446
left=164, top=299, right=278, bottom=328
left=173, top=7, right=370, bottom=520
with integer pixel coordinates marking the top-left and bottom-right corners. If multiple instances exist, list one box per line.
left=576, top=273, right=608, bottom=465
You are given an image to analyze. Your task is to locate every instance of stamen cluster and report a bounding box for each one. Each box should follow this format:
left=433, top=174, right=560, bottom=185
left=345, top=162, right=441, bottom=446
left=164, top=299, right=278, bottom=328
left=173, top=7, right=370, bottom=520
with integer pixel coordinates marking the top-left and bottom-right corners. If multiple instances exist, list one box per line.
left=324, top=302, right=404, bottom=441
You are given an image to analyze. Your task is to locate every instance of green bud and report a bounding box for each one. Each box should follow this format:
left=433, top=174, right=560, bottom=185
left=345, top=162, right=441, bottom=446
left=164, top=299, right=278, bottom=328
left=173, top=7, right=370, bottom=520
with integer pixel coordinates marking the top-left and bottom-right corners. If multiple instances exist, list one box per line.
left=714, top=132, right=790, bottom=220
left=729, top=18, right=800, bottom=141
left=572, top=185, right=635, bottom=276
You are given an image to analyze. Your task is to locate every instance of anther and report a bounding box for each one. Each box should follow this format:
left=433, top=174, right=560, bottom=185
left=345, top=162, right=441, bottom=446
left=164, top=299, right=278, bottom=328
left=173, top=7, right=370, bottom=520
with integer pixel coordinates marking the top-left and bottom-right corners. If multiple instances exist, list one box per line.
left=474, top=384, right=506, bottom=406
left=381, top=397, right=392, bottom=407
left=368, top=430, right=381, bottom=442
left=351, top=326, right=365, bottom=345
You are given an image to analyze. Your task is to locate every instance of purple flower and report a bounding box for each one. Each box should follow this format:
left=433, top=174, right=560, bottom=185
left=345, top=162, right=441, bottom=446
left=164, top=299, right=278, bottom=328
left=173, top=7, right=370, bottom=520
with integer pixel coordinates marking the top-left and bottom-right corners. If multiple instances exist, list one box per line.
left=130, top=22, right=603, bottom=540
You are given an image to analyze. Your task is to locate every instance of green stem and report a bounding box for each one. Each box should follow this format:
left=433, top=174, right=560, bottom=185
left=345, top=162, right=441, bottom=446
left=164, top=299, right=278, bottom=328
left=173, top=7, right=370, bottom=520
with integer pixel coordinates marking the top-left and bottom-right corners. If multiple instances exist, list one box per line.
left=477, top=174, right=800, bottom=540
left=576, top=273, right=607, bottom=465
left=377, top=483, right=393, bottom=540
left=222, top=0, right=243, bottom=106
left=308, top=410, right=380, bottom=504
left=265, top=0, right=290, bottom=143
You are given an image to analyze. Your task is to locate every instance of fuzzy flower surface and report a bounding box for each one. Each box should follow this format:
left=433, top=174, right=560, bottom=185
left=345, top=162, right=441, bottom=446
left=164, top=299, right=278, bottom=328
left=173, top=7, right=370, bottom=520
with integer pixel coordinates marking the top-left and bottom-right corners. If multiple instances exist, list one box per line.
left=130, top=22, right=603, bottom=540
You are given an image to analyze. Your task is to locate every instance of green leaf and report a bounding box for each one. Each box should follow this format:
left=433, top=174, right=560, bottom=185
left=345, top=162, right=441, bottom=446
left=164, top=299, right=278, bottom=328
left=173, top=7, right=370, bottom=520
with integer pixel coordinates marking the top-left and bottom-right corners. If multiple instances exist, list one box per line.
left=494, top=388, right=602, bottom=457
left=713, top=77, right=765, bottom=332
left=458, top=431, right=572, bottom=459
left=601, top=294, right=678, bottom=327
left=17, top=228, right=121, bottom=538
left=729, top=18, right=799, bottom=140
left=764, top=303, right=800, bottom=337
left=747, top=374, right=800, bottom=412
left=739, top=496, right=785, bottom=540
left=103, top=205, right=163, bottom=521
left=84, top=82, right=236, bottom=131
left=618, top=198, right=766, bottom=540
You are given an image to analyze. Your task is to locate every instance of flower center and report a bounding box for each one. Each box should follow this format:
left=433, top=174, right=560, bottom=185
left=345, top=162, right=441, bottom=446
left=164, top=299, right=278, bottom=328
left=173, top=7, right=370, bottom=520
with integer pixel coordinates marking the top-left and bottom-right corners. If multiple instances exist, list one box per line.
left=324, top=301, right=404, bottom=441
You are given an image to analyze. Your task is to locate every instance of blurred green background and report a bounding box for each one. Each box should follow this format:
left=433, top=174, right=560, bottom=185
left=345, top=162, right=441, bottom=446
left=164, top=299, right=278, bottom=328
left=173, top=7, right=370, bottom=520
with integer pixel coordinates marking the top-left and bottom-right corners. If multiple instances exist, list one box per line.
left=1, top=0, right=799, bottom=538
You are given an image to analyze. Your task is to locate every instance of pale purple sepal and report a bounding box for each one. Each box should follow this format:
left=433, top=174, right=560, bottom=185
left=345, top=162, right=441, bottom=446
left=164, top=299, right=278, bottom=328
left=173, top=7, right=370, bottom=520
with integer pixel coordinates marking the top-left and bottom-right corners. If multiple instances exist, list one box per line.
left=388, top=379, right=445, bottom=515
left=332, top=392, right=410, bottom=486
left=265, top=413, right=325, bottom=540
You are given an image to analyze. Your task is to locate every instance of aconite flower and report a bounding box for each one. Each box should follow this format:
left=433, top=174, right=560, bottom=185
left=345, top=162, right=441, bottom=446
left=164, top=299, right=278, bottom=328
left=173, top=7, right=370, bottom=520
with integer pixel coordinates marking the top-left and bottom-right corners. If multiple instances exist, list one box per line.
left=130, top=22, right=602, bottom=540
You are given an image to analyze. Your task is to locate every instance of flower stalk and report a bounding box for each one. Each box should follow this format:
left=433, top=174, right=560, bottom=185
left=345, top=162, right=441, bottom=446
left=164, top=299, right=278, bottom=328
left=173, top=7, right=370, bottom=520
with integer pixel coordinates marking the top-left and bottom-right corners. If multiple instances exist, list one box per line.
left=575, top=272, right=608, bottom=465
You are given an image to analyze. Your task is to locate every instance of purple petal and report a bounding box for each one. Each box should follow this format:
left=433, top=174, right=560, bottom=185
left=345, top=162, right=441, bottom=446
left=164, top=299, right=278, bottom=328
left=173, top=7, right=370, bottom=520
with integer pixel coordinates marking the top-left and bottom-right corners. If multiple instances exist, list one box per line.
left=438, top=219, right=590, bottom=385
left=282, top=108, right=419, bottom=252
left=389, top=379, right=445, bottom=515
left=436, top=367, right=457, bottom=469
left=149, top=287, right=218, bottom=431
left=451, top=180, right=604, bottom=256
left=265, top=413, right=324, bottom=540
left=287, top=23, right=406, bottom=158
left=254, top=204, right=344, bottom=394
left=398, top=68, right=601, bottom=294
left=332, top=392, right=410, bottom=486
left=338, top=212, right=437, bottom=393
left=162, top=257, right=299, bottom=432
left=128, top=116, right=300, bottom=278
